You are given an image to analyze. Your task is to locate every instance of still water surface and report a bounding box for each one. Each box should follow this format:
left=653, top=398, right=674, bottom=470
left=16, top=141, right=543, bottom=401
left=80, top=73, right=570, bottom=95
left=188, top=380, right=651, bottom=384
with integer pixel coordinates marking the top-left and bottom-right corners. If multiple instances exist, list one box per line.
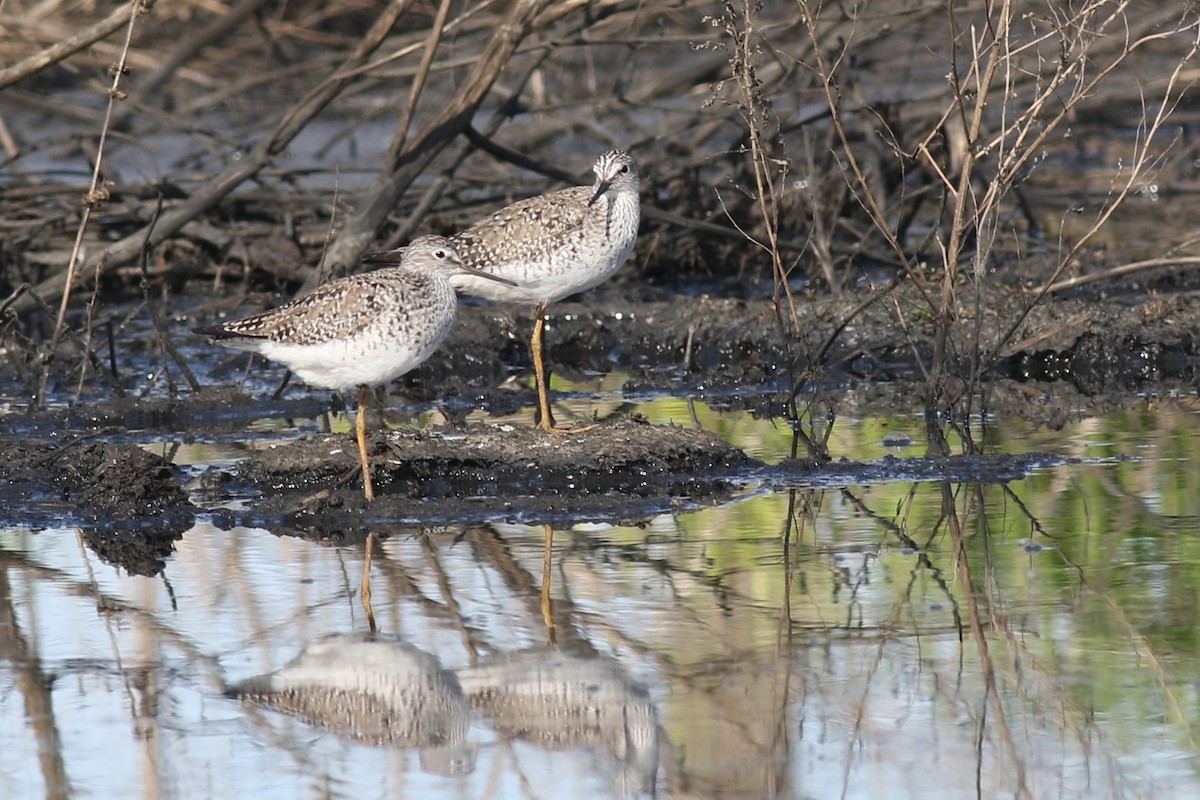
left=3, top=400, right=1200, bottom=799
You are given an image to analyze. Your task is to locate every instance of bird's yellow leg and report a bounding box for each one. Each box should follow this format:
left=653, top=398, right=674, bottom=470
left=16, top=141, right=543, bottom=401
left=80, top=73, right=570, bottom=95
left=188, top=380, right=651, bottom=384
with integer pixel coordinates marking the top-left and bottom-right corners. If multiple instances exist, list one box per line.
left=531, top=304, right=594, bottom=435
left=531, top=306, right=557, bottom=432
left=356, top=385, right=376, bottom=501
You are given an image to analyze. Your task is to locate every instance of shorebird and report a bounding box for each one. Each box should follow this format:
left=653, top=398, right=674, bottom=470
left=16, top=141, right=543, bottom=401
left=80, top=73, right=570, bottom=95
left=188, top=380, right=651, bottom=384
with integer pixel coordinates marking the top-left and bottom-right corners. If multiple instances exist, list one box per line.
left=194, top=235, right=514, bottom=501
left=369, top=150, right=640, bottom=433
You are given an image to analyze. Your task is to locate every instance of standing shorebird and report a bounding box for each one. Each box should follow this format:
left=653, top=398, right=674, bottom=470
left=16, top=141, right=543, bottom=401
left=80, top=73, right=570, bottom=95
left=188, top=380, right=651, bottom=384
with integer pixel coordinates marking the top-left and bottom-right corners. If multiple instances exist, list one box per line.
left=193, top=235, right=514, bottom=501
left=372, top=150, right=640, bottom=433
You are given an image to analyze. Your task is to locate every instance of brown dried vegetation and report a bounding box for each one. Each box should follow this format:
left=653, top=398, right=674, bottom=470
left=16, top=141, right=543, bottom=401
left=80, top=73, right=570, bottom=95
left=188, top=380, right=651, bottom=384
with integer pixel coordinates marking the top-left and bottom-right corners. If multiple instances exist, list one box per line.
left=2, top=0, right=1199, bottom=441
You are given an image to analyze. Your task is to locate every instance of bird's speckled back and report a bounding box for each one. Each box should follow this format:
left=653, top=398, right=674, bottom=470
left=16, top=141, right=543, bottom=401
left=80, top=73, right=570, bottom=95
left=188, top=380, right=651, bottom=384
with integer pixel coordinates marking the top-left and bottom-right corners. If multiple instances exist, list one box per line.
left=195, top=235, right=465, bottom=392
left=449, top=150, right=640, bottom=304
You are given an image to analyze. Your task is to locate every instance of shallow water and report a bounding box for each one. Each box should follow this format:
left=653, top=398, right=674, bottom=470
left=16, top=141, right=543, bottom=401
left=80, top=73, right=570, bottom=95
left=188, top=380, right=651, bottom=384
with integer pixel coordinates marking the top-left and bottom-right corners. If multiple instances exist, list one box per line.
left=3, top=398, right=1200, bottom=799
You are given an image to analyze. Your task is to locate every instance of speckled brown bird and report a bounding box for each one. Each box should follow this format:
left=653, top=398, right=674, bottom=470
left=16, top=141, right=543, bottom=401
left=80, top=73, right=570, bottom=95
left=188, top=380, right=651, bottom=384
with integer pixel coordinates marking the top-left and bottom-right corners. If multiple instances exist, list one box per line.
left=193, top=235, right=513, bottom=501
left=369, top=150, right=640, bottom=433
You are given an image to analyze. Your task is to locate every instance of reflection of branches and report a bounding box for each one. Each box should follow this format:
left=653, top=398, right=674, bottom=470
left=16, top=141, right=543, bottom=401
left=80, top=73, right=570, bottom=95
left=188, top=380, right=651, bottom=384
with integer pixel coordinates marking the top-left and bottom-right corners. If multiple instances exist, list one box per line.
left=838, top=485, right=963, bottom=639
left=464, top=524, right=586, bottom=649
left=564, top=525, right=767, bottom=614
left=841, top=589, right=903, bottom=798
left=1000, top=484, right=1086, bottom=583
left=0, top=564, right=70, bottom=799
left=780, top=487, right=811, bottom=643
left=871, top=475, right=1196, bottom=793
left=2, top=544, right=223, bottom=680
left=998, top=484, right=1199, bottom=752
left=774, top=490, right=802, bottom=798
left=836, top=478, right=981, bottom=797
left=941, top=480, right=1027, bottom=797
left=356, top=529, right=492, bottom=647
left=0, top=537, right=233, bottom=795
left=420, top=534, right=480, bottom=660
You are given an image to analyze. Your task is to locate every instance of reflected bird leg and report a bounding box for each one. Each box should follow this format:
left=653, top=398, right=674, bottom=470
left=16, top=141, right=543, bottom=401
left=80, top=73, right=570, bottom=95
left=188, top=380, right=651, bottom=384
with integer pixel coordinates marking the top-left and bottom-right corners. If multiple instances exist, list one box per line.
left=355, top=384, right=376, bottom=501
left=362, top=531, right=377, bottom=634
left=540, top=523, right=556, bottom=643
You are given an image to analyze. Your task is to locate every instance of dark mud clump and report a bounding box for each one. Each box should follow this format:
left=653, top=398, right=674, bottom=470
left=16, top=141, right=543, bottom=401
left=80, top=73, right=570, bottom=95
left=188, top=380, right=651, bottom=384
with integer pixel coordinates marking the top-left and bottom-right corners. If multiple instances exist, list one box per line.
left=0, top=438, right=197, bottom=575
left=0, top=395, right=1075, bottom=555
left=379, top=416, right=749, bottom=498
left=71, top=441, right=190, bottom=517
left=217, top=417, right=754, bottom=538
left=0, top=439, right=191, bottom=521
left=80, top=527, right=186, bottom=577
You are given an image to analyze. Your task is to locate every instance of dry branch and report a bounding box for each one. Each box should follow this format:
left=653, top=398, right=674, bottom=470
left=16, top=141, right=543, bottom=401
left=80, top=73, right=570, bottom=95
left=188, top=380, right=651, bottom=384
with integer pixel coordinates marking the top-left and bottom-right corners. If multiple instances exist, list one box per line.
left=10, top=0, right=417, bottom=316
left=0, top=2, right=137, bottom=91
left=132, top=0, right=275, bottom=104
left=312, top=0, right=565, bottom=288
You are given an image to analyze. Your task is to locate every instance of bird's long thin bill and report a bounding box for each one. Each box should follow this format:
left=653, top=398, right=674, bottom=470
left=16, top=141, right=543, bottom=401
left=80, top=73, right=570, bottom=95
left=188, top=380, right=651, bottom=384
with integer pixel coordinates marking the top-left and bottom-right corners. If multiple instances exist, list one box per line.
left=361, top=248, right=399, bottom=265
left=587, top=180, right=612, bottom=207
left=459, top=264, right=519, bottom=287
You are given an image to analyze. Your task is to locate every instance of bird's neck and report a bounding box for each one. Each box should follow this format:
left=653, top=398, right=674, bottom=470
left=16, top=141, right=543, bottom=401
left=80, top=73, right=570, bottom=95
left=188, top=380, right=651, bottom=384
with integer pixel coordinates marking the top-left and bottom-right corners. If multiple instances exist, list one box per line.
left=602, top=185, right=639, bottom=214
left=599, top=185, right=640, bottom=241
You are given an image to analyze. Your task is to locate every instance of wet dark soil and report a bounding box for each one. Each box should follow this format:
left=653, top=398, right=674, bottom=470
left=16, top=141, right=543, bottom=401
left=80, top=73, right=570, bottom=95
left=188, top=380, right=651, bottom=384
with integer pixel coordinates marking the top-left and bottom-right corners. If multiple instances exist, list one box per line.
left=0, top=438, right=188, bottom=523
left=3, top=257, right=1196, bottom=575
left=0, top=400, right=1073, bottom=571
left=213, top=417, right=752, bottom=539
left=417, top=276, right=1200, bottom=426
left=0, top=438, right=193, bottom=575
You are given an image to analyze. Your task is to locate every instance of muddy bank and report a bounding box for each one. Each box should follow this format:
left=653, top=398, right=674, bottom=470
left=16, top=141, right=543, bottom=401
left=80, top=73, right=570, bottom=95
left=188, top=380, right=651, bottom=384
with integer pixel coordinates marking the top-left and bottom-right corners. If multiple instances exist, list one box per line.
left=355, top=280, right=1200, bottom=419
left=1, top=268, right=1185, bottom=571
left=0, top=405, right=1072, bottom=564
left=205, top=417, right=753, bottom=539
left=6, top=262, right=1197, bottom=433
left=0, top=438, right=191, bottom=523
left=0, top=438, right=195, bottom=575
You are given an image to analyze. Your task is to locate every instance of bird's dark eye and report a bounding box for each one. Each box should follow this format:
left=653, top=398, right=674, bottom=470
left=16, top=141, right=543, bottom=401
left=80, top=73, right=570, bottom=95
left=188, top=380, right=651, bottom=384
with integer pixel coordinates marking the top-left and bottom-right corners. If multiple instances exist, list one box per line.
left=435, top=249, right=446, bottom=258
left=619, top=165, right=629, bottom=173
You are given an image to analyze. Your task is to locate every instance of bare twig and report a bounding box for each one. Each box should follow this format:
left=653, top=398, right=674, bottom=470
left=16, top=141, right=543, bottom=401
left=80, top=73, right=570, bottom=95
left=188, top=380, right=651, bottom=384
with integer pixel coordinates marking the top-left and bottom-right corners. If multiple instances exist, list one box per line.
left=44, top=0, right=149, bottom=406
left=22, top=280, right=126, bottom=398
left=139, top=196, right=201, bottom=394
left=373, top=48, right=556, bottom=251
left=314, top=0, right=564, bottom=287
left=386, top=0, right=454, bottom=160
left=987, top=11, right=1200, bottom=364
left=1041, top=256, right=1200, bottom=295
left=11, top=0, right=416, bottom=316
left=0, top=3, right=138, bottom=90
left=51, top=0, right=148, bottom=339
